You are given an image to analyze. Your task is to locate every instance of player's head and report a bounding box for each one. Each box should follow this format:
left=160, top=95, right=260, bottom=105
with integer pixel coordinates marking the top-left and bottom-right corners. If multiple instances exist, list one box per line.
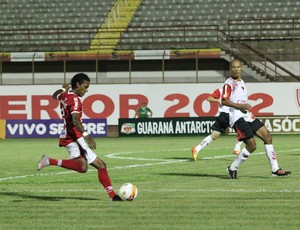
left=71, top=73, right=91, bottom=97
left=231, top=59, right=243, bottom=79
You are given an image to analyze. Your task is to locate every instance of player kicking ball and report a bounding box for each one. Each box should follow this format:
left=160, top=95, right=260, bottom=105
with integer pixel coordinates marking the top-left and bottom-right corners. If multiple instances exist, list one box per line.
left=37, top=73, right=122, bottom=201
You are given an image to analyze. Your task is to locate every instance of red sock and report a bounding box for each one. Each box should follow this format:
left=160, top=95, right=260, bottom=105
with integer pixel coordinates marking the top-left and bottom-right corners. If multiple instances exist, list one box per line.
left=61, top=159, right=84, bottom=173
left=49, top=158, right=83, bottom=173
left=49, top=158, right=58, bottom=165
left=98, top=168, right=116, bottom=198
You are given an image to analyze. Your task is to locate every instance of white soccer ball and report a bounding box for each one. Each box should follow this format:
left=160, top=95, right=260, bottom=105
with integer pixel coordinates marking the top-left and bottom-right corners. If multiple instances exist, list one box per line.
left=118, top=183, right=138, bottom=201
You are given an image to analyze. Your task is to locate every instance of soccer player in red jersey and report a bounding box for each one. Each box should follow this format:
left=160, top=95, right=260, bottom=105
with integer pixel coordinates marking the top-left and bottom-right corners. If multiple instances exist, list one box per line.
left=37, top=73, right=122, bottom=201
left=221, top=59, right=291, bottom=179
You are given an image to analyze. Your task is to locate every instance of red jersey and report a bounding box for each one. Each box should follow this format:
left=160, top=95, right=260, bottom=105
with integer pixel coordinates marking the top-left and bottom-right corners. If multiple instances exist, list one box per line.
left=210, top=88, right=230, bottom=114
left=57, top=91, right=83, bottom=146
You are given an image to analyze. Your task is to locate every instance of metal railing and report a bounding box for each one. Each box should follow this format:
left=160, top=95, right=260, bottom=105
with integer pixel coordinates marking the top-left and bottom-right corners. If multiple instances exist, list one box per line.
left=228, top=17, right=300, bottom=41
left=217, top=30, right=300, bottom=81
left=0, top=25, right=219, bottom=52
left=1, top=20, right=300, bottom=84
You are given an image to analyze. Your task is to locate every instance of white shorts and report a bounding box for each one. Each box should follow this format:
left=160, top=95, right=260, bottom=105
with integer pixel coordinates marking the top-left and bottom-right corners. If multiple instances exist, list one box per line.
left=65, top=137, right=97, bottom=164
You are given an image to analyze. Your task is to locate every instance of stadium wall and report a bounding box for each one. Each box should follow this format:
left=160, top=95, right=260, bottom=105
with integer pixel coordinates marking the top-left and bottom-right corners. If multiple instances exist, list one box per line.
left=1, top=83, right=300, bottom=138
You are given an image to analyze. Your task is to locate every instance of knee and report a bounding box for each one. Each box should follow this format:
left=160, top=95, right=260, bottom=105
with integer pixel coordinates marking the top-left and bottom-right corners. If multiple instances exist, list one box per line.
left=81, top=163, right=88, bottom=173
left=92, top=158, right=106, bottom=169
left=247, top=146, right=256, bottom=153
left=211, top=131, right=220, bottom=140
left=81, top=167, right=88, bottom=173
left=246, top=141, right=257, bottom=153
left=265, top=133, right=272, bottom=144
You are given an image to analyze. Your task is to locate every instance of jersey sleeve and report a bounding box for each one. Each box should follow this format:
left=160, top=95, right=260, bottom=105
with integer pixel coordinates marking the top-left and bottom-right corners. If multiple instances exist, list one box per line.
left=222, top=84, right=232, bottom=100
left=210, top=88, right=221, bottom=99
left=57, top=91, right=64, bottom=101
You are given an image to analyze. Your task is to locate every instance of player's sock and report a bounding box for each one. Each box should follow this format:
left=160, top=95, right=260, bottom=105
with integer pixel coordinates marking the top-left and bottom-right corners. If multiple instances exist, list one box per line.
left=195, top=135, right=213, bottom=152
left=233, top=141, right=243, bottom=151
left=48, top=158, right=58, bottom=165
left=264, top=144, right=279, bottom=172
left=230, top=147, right=251, bottom=170
left=98, top=168, right=116, bottom=198
left=49, top=158, right=84, bottom=172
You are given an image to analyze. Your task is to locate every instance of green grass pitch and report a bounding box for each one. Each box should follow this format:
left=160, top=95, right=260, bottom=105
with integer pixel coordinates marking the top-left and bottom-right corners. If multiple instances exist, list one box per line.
left=0, top=135, right=299, bottom=230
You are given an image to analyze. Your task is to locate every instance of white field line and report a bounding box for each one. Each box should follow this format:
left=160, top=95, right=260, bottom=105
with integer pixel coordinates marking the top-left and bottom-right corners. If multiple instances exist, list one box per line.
left=0, top=148, right=298, bottom=182
left=0, top=149, right=240, bottom=181
left=2, top=188, right=300, bottom=193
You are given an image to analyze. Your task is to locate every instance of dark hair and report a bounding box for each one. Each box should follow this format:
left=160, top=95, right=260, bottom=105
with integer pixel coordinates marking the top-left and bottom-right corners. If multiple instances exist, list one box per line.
left=71, top=73, right=90, bottom=89
left=231, top=58, right=242, bottom=65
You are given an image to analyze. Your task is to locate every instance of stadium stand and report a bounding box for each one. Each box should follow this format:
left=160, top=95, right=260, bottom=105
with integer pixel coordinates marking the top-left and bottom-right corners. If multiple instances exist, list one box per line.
left=0, top=0, right=299, bottom=52
left=0, top=0, right=300, bottom=83
left=117, top=0, right=300, bottom=50
left=0, top=0, right=113, bottom=29
left=0, top=0, right=115, bottom=51
left=90, top=0, right=142, bottom=50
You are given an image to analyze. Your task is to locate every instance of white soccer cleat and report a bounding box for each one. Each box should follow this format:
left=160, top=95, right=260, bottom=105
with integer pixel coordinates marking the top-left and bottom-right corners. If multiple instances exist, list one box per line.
left=37, top=155, right=50, bottom=171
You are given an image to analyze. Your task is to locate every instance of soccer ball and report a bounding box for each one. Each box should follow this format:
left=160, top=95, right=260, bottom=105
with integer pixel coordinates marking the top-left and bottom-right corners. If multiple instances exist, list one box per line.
left=118, top=183, right=138, bottom=201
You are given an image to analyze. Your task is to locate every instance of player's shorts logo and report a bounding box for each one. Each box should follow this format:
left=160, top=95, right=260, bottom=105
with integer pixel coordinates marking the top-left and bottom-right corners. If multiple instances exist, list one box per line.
left=121, top=123, right=136, bottom=134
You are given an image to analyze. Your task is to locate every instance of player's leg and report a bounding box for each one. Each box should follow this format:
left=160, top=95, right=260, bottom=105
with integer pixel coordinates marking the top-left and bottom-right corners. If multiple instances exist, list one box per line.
left=232, top=139, right=243, bottom=155
left=89, top=156, right=122, bottom=201
left=194, top=131, right=217, bottom=152
left=37, top=142, right=87, bottom=172
left=253, top=120, right=291, bottom=176
left=192, top=113, right=228, bottom=161
left=89, top=157, right=121, bottom=200
left=77, top=137, right=122, bottom=201
left=192, top=130, right=221, bottom=161
left=227, top=118, right=256, bottom=179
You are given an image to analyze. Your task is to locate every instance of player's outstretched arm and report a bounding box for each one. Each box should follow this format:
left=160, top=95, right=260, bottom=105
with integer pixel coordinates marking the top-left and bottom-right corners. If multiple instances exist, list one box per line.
left=207, top=96, right=221, bottom=105
left=222, top=99, right=251, bottom=112
left=52, top=83, right=71, bottom=100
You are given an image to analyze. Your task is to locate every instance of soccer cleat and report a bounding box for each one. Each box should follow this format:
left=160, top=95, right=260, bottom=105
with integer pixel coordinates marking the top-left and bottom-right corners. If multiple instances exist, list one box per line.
left=233, top=141, right=242, bottom=155
left=191, top=147, right=198, bottom=161
left=233, top=150, right=240, bottom=155
left=272, top=168, right=291, bottom=177
left=111, top=195, right=123, bottom=201
left=227, top=166, right=238, bottom=179
left=37, top=155, right=50, bottom=171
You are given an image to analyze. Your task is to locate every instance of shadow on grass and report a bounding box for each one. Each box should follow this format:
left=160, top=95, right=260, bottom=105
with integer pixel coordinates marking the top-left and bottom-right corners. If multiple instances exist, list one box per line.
left=159, top=172, right=269, bottom=179
left=165, top=157, right=233, bottom=162
left=0, top=191, right=99, bottom=202
left=158, top=172, right=228, bottom=179
left=289, top=153, right=300, bottom=157
left=164, top=157, right=191, bottom=160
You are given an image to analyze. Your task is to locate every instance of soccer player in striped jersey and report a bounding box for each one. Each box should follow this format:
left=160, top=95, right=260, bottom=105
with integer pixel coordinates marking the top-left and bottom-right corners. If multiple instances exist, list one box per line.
left=222, top=59, right=291, bottom=179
